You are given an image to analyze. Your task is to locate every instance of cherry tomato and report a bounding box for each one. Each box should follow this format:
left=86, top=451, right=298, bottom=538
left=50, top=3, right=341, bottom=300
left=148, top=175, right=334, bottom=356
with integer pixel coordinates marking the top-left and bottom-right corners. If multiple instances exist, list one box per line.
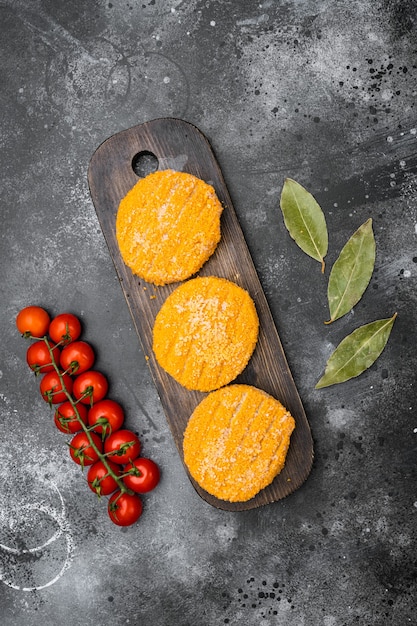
left=54, top=401, right=88, bottom=434
left=40, top=371, right=73, bottom=404
left=104, top=429, right=141, bottom=465
left=87, top=460, right=121, bottom=496
left=60, top=341, right=95, bottom=375
left=26, top=340, right=60, bottom=375
left=49, top=313, right=82, bottom=345
left=16, top=306, right=50, bottom=338
left=108, top=491, right=143, bottom=526
left=122, top=457, right=160, bottom=494
left=69, top=431, right=103, bottom=467
left=72, top=370, right=108, bottom=405
left=87, top=399, right=124, bottom=437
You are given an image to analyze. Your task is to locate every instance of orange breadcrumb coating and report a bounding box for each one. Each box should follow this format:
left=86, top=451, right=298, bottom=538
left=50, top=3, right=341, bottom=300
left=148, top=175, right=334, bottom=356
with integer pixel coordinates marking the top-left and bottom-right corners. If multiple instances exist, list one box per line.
left=153, top=276, right=259, bottom=392
left=116, top=169, right=223, bottom=286
left=183, top=384, right=295, bottom=502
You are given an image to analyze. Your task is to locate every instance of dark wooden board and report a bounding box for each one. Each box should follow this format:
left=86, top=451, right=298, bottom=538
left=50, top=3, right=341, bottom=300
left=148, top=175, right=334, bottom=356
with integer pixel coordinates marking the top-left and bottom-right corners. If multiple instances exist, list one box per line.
left=87, top=117, right=313, bottom=511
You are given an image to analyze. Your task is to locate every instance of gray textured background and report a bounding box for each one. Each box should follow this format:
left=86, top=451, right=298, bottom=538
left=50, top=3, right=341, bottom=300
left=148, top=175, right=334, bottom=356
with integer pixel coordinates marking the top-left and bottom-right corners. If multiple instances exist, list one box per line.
left=1, top=1, right=416, bottom=624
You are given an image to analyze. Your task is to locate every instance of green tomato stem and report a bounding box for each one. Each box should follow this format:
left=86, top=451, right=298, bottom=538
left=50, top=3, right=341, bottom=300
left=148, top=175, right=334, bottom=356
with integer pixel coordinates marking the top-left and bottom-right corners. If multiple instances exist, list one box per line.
left=42, top=335, right=133, bottom=496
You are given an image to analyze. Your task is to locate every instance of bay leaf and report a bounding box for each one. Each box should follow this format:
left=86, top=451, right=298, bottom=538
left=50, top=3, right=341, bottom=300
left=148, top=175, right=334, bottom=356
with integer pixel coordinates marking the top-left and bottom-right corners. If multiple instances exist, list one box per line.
left=315, top=313, right=397, bottom=389
left=326, top=218, right=376, bottom=324
left=280, top=178, right=328, bottom=273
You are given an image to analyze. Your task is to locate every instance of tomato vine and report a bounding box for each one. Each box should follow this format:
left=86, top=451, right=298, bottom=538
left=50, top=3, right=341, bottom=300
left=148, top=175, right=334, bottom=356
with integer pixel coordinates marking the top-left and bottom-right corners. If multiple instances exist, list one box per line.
left=16, top=306, right=160, bottom=527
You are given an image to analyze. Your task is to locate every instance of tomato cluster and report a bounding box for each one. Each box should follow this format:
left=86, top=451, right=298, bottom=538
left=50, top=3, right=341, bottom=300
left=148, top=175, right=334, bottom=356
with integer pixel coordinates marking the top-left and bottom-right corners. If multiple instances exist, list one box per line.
left=16, top=305, right=160, bottom=527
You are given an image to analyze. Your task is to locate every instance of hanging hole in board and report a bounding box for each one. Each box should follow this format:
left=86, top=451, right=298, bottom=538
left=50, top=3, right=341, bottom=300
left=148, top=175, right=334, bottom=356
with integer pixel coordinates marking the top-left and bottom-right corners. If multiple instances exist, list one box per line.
left=132, top=151, right=159, bottom=178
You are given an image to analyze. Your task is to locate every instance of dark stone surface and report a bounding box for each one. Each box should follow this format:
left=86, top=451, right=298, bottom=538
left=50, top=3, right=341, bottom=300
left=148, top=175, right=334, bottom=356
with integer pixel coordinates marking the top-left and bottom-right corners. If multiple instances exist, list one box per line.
left=1, top=1, right=416, bottom=624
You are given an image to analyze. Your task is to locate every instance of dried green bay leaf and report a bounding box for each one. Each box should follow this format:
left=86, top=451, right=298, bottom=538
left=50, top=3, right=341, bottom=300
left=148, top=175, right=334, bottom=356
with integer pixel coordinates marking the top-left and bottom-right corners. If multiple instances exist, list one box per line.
left=326, top=218, right=376, bottom=324
left=316, top=313, right=397, bottom=389
left=280, top=178, right=328, bottom=272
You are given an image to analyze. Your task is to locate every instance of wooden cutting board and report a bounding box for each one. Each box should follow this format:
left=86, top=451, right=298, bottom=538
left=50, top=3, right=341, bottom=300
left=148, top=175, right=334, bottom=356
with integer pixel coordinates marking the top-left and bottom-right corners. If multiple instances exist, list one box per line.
left=87, top=117, right=313, bottom=511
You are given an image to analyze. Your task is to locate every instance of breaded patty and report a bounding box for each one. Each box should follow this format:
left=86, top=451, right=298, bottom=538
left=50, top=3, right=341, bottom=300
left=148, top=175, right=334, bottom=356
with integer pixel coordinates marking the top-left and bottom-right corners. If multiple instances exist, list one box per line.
left=116, top=169, right=223, bottom=286
left=152, top=276, right=259, bottom=392
left=183, top=384, right=295, bottom=502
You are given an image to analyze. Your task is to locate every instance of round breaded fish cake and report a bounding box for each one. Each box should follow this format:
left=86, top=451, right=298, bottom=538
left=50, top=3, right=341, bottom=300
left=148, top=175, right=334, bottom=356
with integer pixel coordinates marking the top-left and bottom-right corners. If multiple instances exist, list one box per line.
left=183, top=384, right=295, bottom=502
left=153, top=276, right=259, bottom=392
left=116, top=169, right=223, bottom=286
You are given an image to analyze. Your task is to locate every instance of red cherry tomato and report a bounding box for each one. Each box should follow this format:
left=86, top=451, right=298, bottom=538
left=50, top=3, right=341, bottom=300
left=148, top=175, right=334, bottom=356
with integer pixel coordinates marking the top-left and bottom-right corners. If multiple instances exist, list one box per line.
left=60, top=341, right=95, bottom=375
left=16, top=306, right=50, bottom=338
left=104, top=429, right=141, bottom=465
left=87, top=460, right=121, bottom=496
left=49, top=313, right=82, bottom=345
left=54, top=401, right=88, bottom=434
left=122, top=457, right=160, bottom=494
left=26, top=340, right=60, bottom=375
left=87, top=399, right=124, bottom=437
left=72, top=370, right=108, bottom=405
left=108, top=491, right=143, bottom=526
left=69, top=431, right=103, bottom=467
left=40, top=371, right=73, bottom=404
